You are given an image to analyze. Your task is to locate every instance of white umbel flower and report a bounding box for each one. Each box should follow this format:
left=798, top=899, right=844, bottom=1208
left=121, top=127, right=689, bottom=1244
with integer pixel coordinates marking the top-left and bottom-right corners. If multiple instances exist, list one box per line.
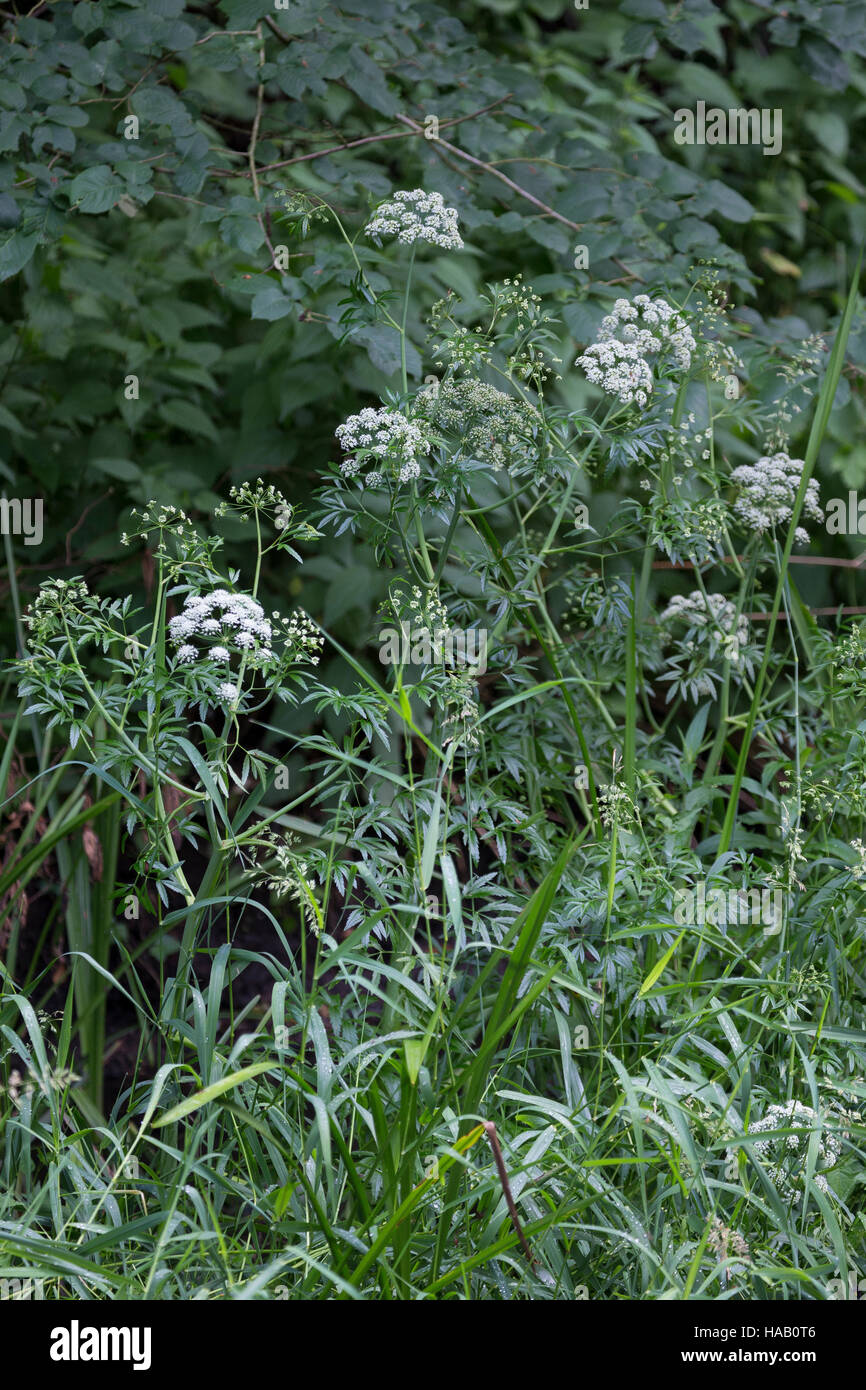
left=365, top=189, right=463, bottom=250
left=168, top=589, right=281, bottom=679
left=730, top=452, right=823, bottom=546
left=576, top=294, right=696, bottom=406
left=748, top=1100, right=841, bottom=1199
left=335, top=405, right=430, bottom=487
left=167, top=614, right=196, bottom=641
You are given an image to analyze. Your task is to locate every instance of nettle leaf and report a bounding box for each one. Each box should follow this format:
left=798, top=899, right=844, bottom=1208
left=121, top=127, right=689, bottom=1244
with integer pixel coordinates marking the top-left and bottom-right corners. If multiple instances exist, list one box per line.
left=804, top=37, right=850, bottom=90
left=672, top=215, right=721, bottom=253
left=804, top=111, right=849, bottom=160
left=68, top=165, right=123, bottom=214
left=0, top=199, right=48, bottom=281
left=525, top=220, right=571, bottom=254
left=267, top=0, right=321, bottom=36
left=161, top=19, right=198, bottom=50
left=670, top=61, right=741, bottom=110
left=223, top=218, right=267, bottom=256
left=620, top=0, right=667, bottom=17
left=72, top=1, right=105, bottom=36
left=276, top=64, right=325, bottom=101
left=45, top=104, right=89, bottom=129
left=31, top=72, right=69, bottom=101
left=620, top=24, right=659, bottom=61
left=562, top=301, right=602, bottom=344
left=0, top=79, right=26, bottom=109
left=173, top=154, right=212, bottom=198
left=220, top=200, right=267, bottom=255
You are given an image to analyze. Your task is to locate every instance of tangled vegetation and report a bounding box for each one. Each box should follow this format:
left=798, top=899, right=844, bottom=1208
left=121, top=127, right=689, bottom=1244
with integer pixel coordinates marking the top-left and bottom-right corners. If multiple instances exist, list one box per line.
left=1, top=0, right=866, bottom=1303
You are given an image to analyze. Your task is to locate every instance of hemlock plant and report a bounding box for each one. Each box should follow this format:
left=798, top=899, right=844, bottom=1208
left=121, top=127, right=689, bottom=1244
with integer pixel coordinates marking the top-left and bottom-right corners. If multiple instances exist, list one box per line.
left=4, top=185, right=866, bottom=1300
left=2, top=3, right=866, bottom=1305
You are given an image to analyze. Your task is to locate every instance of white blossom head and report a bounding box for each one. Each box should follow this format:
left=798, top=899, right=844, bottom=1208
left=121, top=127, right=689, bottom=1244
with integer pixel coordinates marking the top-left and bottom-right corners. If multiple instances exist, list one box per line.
left=335, top=405, right=430, bottom=488
left=166, top=589, right=318, bottom=700
left=576, top=294, right=696, bottom=406
left=748, top=1100, right=841, bottom=1200
left=365, top=189, right=463, bottom=251
left=730, top=452, right=823, bottom=546
left=655, top=590, right=753, bottom=702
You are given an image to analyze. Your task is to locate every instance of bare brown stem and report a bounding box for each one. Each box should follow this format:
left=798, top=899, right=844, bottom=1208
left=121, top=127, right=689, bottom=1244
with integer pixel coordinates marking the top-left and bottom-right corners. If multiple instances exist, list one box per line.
left=395, top=113, right=644, bottom=283
left=483, top=1120, right=537, bottom=1271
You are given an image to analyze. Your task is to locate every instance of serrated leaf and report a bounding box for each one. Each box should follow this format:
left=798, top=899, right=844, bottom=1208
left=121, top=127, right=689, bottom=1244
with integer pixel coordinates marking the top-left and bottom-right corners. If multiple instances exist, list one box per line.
left=69, top=164, right=122, bottom=214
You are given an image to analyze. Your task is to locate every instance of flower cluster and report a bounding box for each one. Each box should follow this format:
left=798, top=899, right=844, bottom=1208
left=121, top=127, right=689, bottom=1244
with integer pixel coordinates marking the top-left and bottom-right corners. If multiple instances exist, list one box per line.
left=577, top=336, right=654, bottom=406
left=272, top=188, right=330, bottom=236
left=215, top=481, right=321, bottom=543
left=415, top=378, right=537, bottom=471
left=730, top=452, right=823, bottom=546
left=121, top=503, right=199, bottom=549
left=365, top=189, right=463, bottom=250
left=658, top=592, right=750, bottom=667
left=849, top=838, right=866, bottom=881
left=427, top=276, right=560, bottom=390
left=0, top=1064, right=80, bottom=1108
left=283, top=610, right=323, bottom=665
left=442, top=670, right=481, bottom=750
left=748, top=1099, right=841, bottom=1199
left=335, top=405, right=430, bottom=486
left=576, top=295, right=696, bottom=406
left=431, top=323, right=493, bottom=373
left=405, top=585, right=450, bottom=634
left=488, top=275, right=543, bottom=322
left=249, top=830, right=323, bottom=934
left=216, top=481, right=291, bottom=526
left=23, top=576, right=92, bottom=644
left=598, top=779, right=638, bottom=831
left=169, top=590, right=275, bottom=670
left=167, top=590, right=322, bottom=703
left=833, top=625, right=866, bottom=700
